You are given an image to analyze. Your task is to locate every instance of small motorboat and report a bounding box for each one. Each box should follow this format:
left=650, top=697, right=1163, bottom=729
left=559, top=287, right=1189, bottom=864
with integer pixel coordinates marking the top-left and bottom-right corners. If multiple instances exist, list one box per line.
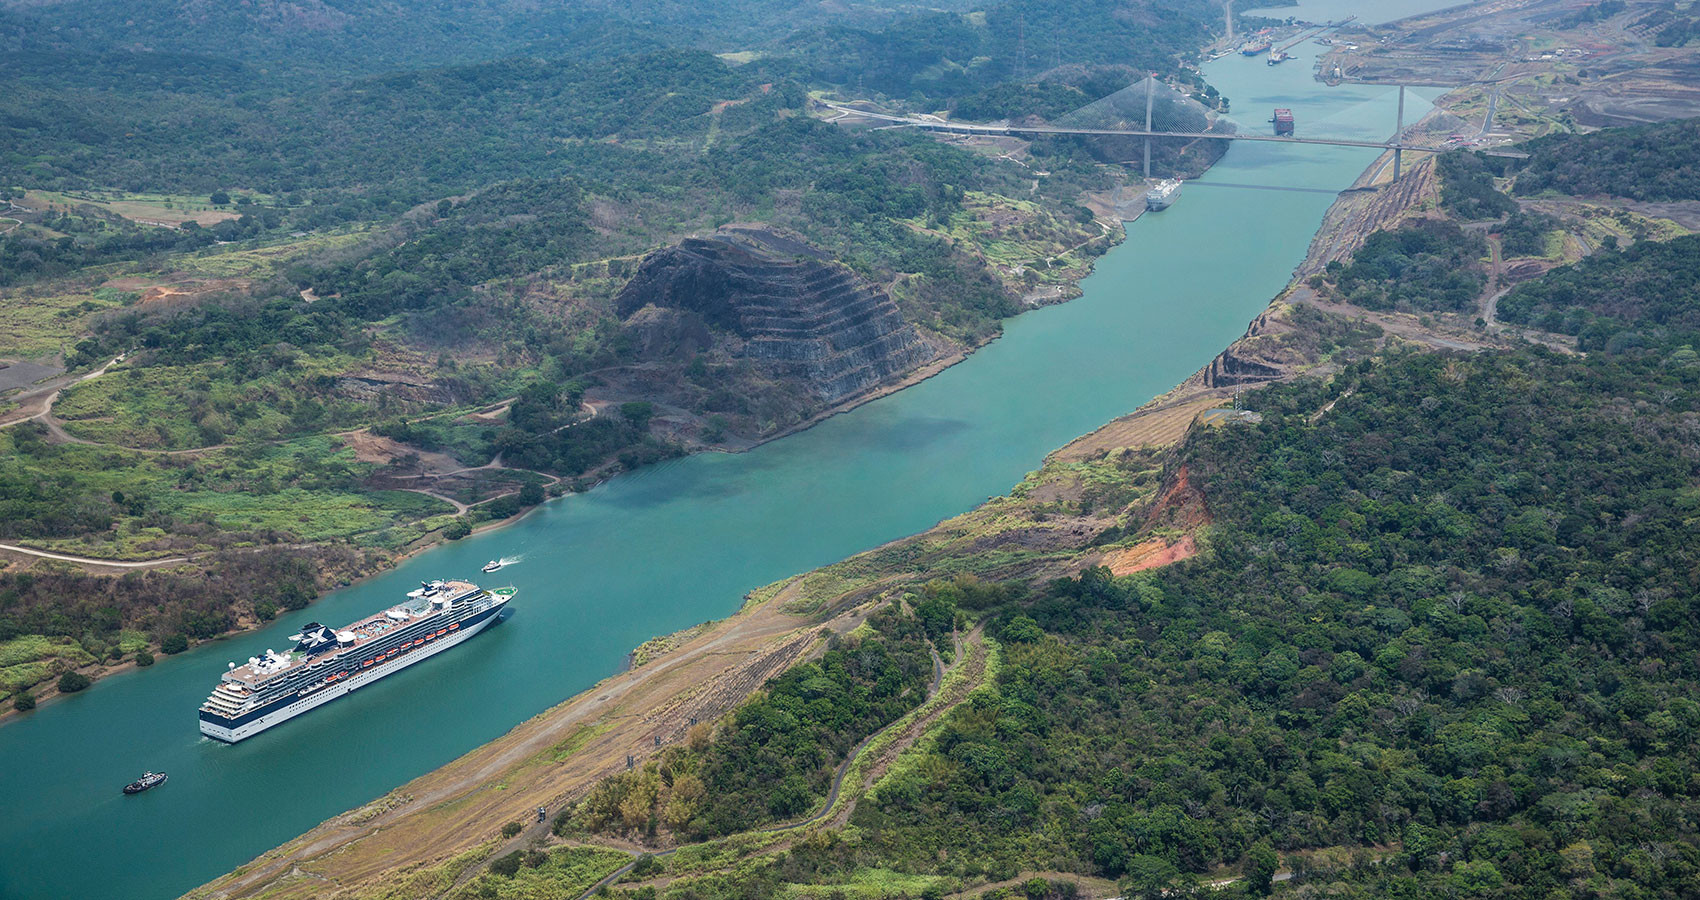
left=123, top=771, right=168, bottom=795
left=482, top=559, right=504, bottom=573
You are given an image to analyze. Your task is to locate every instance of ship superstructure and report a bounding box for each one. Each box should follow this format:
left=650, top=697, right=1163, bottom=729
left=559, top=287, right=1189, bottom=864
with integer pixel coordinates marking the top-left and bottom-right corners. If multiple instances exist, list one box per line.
left=1146, top=179, right=1182, bottom=211
left=199, top=580, right=514, bottom=742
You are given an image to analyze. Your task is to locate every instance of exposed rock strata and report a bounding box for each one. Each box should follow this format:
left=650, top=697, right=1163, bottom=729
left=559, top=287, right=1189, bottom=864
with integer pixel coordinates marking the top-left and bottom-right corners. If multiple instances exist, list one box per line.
left=615, top=228, right=938, bottom=403
left=1202, top=306, right=1290, bottom=388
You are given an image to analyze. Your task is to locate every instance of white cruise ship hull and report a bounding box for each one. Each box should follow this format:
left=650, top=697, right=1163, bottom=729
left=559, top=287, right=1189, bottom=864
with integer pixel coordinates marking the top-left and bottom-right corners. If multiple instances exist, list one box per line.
left=199, top=587, right=509, bottom=743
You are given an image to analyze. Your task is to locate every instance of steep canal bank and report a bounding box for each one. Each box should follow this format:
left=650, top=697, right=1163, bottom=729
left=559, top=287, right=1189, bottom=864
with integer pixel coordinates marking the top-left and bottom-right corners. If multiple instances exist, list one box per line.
left=0, top=34, right=1441, bottom=900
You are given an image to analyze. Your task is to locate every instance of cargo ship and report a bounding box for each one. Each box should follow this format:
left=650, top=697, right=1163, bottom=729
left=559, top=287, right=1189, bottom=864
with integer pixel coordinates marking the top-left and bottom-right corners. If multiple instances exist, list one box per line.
left=1240, top=40, right=1271, bottom=56
left=1267, top=50, right=1290, bottom=65
left=1272, top=108, right=1295, bottom=136
left=1146, top=179, right=1182, bottom=211
left=199, top=580, right=515, bottom=742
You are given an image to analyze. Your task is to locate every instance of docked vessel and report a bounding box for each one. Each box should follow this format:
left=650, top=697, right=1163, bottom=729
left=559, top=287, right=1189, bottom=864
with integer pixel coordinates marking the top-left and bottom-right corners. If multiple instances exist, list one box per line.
left=1267, top=50, right=1290, bottom=65
left=1146, top=179, right=1182, bottom=211
left=122, top=771, right=168, bottom=794
left=199, top=580, right=515, bottom=743
left=1240, top=40, right=1271, bottom=56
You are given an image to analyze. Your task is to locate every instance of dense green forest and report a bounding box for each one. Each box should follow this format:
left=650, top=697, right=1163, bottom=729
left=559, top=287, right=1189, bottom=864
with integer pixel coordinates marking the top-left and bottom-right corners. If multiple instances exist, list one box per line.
left=1496, top=233, right=1700, bottom=350
left=1496, top=210, right=1560, bottom=258
left=1513, top=117, right=1700, bottom=200
left=855, top=345, right=1699, bottom=899
left=1, top=49, right=756, bottom=199
left=1437, top=151, right=1518, bottom=221
left=0, top=0, right=974, bottom=78
left=1320, top=219, right=1487, bottom=312
left=615, top=342, right=1700, bottom=900
left=560, top=603, right=938, bottom=841
left=779, top=0, right=1219, bottom=103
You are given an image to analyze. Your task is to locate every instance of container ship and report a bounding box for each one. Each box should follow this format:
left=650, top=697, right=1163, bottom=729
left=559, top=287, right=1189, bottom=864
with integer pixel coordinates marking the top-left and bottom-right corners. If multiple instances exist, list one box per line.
left=199, top=580, right=515, bottom=742
left=1146, top=179, right=1182, bottom=211
left=1272, top=108, right=1295, bottom=136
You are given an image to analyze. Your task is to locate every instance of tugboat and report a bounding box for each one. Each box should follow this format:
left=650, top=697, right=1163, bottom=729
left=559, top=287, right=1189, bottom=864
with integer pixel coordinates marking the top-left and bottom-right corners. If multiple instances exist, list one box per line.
left=123, top=771, right=168, bottom=795
left=482, top=559, right=504, bottom=573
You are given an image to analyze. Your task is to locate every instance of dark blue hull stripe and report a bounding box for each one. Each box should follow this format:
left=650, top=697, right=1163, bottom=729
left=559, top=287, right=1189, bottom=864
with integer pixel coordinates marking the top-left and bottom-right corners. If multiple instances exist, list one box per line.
left=200, top=605, right=500, bottom=729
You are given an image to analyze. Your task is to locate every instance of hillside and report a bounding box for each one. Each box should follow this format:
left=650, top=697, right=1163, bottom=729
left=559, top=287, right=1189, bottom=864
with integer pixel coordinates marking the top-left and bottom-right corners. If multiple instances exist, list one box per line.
left=0, top=0, right=1226, bottom=708
left=167, top=104, right=1700, bottom=898
left=0, top=0, right=978, bottom=77
left=1513, top=117, right=1700, bottom=201
left=187, top=223, right=1700, bottom=899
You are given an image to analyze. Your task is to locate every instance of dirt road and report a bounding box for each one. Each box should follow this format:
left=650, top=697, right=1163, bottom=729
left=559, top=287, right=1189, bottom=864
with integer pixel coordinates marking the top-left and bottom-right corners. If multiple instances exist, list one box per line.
left=188, top=589, right=881, bottom=900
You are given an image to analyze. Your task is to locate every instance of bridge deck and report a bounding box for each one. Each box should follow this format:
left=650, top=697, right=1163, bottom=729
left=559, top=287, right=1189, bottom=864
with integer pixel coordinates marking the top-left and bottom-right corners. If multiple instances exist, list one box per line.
left=828, top=104, right=1444, bottom=153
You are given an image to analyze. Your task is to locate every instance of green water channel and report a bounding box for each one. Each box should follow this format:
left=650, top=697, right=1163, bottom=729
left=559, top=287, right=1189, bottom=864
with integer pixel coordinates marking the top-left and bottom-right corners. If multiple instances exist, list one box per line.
left=0, top=38, right=1439, bottom=900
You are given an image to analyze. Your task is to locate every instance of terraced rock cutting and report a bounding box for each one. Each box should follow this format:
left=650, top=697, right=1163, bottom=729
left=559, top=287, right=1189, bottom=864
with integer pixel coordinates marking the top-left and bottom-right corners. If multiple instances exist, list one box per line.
left=616, top=227, right=940, bottom=403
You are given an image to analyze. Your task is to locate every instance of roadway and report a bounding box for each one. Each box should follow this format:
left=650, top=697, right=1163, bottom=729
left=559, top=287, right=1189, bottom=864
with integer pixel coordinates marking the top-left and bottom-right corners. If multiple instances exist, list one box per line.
left=821, top=102, right=1444, bottom=153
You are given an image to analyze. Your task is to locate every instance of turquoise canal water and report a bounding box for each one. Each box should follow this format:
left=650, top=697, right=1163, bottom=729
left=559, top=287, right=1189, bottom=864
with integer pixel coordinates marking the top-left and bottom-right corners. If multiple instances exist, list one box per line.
left=0, top=41, right=1439, bottom=900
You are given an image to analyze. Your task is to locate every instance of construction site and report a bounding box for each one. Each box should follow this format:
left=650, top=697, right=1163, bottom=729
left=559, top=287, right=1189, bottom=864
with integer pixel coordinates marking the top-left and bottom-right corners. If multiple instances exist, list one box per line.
left=1314, top=0, right=1700, bottom=129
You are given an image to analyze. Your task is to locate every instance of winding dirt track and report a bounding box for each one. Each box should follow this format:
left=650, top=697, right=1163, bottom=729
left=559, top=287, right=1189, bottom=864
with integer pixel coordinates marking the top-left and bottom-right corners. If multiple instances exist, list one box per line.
left=0, top=354, right=122, bottom=432
left=571, top=627, right=988, bottom=900
left=0, top=543, right=192, bottom=569
left=191, top=595, right=882, bottom=900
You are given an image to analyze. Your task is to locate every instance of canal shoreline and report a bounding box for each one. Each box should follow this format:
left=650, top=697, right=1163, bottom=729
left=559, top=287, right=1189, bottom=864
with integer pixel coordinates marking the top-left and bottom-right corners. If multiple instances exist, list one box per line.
left=178, top=80, right=1470, bottom=900
left=0, top=8, right=1480, bottom=895
left=181, top=174, right=1393, bottom=899
left=0, top=180, right=1132, bottom=725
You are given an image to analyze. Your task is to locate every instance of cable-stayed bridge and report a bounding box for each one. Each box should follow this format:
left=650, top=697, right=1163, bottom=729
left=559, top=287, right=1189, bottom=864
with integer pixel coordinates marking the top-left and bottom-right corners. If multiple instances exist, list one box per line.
left=820, top=76, right=1474, bottom=182
left=825, top=103, right=1434, bottom=152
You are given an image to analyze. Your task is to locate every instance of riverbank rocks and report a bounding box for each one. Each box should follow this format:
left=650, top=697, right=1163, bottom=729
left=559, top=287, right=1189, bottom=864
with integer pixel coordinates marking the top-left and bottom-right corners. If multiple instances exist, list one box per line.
left=615, top=227, right=938, bottom=403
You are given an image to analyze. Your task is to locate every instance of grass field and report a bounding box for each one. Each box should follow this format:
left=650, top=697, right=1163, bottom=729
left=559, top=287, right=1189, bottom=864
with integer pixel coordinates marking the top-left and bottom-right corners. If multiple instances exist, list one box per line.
left=0, top=227, right=371, bottom=362
left=0, top=283, right=142, bottom=361
left=54, top=353, right=374, bottom=449
left=0, top=428, right=456, bottom=559
left=911, top=191, right=1106, bottom=286
left=172, top=227, right=371, bottom=278
left=0, top=636, right=97, bottom=703
left=26, top=190, right=271, bottom=226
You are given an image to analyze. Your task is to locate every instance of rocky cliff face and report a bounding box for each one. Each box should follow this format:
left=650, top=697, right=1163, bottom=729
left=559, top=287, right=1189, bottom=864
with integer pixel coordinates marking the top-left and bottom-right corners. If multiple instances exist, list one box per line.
left=615, top=228, right=938, bottom=404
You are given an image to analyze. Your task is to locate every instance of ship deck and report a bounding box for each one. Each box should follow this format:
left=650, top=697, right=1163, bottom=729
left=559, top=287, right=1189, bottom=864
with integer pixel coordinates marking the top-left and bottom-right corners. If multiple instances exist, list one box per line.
left=221, top=580, right=482, bottom=686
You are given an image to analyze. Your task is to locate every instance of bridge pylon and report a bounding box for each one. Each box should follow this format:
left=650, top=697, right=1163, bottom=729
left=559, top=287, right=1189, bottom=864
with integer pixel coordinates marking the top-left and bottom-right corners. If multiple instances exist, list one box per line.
left=1393, top=86, right=1406, bottom=183
left=1143, top=77, right=1155, bottom=179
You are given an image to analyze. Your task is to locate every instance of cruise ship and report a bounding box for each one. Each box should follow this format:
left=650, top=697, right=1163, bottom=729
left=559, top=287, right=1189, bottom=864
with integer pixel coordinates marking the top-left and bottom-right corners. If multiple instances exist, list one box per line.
left=199, top=580, right=514, bottom=742
left=1146, top=179, right=1182, bottom=211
